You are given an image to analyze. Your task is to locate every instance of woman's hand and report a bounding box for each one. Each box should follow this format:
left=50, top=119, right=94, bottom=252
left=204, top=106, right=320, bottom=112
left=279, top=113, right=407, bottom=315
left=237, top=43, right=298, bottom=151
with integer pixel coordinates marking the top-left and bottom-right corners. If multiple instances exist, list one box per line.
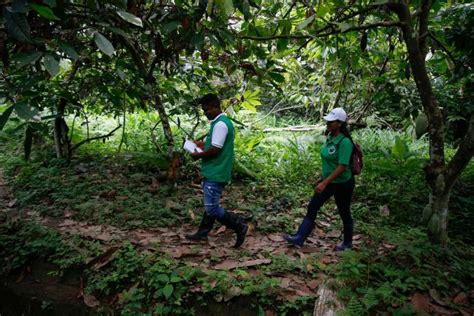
left=315, top=180, right=328, bottom=193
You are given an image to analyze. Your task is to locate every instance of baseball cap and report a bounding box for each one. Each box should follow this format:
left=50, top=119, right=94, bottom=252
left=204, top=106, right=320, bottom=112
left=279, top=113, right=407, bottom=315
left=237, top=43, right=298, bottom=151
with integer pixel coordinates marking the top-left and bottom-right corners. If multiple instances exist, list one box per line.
left=323, top=107, right=347, bottom=122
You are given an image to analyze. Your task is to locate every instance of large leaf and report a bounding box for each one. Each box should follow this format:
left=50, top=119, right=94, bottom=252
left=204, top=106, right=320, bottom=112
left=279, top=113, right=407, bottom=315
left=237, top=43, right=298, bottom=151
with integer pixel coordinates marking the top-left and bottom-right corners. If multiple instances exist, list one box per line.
left=43, top=54, right=59, bottom=76
left=0, top=106, right=15, bottom=131
left=14, top=102, right=39, bottom=121
left=5, top=11, right=31, bottom=42
left=116, top=11, right=143, bottom=27
left=30, top=3, right=60, bottom=21
left=24, top=125, right=33, bottom=160
left=222, top=0, right=234, bottom=16
left=269, top=72, right=285, bottom=83
left=12, top=51, right=43, bottom=67
left=391, top=137, right=410, bottom=161
left=58, top=42, right=79, bottom=60
left=297, top=15, right=315, bottom=30
left=162, top=284, right=174, bottom=299
left=94, top=32, right=115, bottom=57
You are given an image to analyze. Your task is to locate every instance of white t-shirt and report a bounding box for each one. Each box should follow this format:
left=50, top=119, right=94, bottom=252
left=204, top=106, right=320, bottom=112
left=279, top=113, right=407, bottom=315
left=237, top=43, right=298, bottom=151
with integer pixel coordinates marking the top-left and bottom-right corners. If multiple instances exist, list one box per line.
left=210, top=113, right=228, bottom=148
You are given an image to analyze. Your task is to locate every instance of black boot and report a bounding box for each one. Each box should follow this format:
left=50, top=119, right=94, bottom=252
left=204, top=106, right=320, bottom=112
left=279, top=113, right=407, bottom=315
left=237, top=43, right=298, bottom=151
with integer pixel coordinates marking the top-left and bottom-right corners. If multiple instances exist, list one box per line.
left=186, top=212, right=215, bottom=241
left=218, top=211, right=248, bottom=248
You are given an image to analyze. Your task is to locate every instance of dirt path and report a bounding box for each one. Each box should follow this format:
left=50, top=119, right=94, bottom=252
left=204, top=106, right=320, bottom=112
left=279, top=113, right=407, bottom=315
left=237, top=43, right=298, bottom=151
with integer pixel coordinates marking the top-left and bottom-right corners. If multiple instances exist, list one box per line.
left=0, top=169, right=359, bottom=310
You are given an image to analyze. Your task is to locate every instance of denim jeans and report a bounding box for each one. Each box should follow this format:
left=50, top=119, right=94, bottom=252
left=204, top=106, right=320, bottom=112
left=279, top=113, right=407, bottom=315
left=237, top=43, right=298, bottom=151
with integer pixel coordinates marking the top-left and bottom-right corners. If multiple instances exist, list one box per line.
left=306, top=177, right=355, bottom=244
left=202, top=179, right=226, bottom=219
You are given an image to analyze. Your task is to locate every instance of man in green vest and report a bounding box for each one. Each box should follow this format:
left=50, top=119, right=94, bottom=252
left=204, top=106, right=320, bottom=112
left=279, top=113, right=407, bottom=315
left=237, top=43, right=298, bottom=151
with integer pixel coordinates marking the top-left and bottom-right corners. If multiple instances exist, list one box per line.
left=186, top=93, right=248, bottom=248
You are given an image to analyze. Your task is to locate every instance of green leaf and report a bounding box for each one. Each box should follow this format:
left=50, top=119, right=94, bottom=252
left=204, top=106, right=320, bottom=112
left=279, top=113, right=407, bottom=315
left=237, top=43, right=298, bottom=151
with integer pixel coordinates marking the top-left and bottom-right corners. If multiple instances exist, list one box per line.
left=116, top=11, right=143, bottom=27
left=269, top=72, right=285, bottom=83
left=222, top=0, right=234, bottom=16
left=207, top=0, right=214, bottom=16
left=337, top=22, right=351, bottom=32
left=43, top=54, right=59, bottom=76
left=391, top=137, right=409, bottom=160
left=276, top=38, right=288, bottom=52
left=58, top=42, right=79, bottom=60
left=170, top=275, right=182, bottom=283
left=12, top=51, right=43, bottom=67
left=156, top=274, right=169, bottom=283
left=162, top=21, right=180, bottom=34
left=163, top=284, right=174, bottom=299
left=94, top=32, right=115, bottom=57
left=30, top=3, right=60, bottom=21
left=191, top=34, right=205, bottom=49
left=24, top=125, right=33, bottom=160
left=5, top=11, right=31, bottom=42
left=107, top=26, right=129, bottom=37
left=297, top=15, right=315, bottom=30
left=0, top=106, right=15, bottom=131
left=15, top=102, right=39, bottom=121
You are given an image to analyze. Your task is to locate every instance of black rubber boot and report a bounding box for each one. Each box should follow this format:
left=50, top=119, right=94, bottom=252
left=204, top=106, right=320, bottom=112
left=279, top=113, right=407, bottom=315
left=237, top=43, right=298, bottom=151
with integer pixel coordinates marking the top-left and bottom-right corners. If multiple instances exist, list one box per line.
left=218, top=211, right=248, bottom=248
left=186, top=212, right=215, bottom=241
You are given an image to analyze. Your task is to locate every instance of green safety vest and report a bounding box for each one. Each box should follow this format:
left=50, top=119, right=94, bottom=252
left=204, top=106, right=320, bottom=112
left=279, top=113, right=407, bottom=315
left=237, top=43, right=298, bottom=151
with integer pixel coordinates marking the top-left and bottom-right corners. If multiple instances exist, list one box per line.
left=202, top=115, right=235, bottom=183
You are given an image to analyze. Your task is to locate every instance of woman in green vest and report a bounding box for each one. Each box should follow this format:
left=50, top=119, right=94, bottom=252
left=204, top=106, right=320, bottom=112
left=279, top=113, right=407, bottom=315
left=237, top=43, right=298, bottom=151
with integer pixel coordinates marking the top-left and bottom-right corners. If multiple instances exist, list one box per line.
left=284, top=107, right=355, bottom=251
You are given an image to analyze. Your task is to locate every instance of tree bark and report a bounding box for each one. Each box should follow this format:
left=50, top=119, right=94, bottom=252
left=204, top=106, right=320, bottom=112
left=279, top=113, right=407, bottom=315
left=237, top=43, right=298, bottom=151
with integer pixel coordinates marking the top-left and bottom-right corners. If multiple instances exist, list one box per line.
left=54, top=98, right=71, bottom=159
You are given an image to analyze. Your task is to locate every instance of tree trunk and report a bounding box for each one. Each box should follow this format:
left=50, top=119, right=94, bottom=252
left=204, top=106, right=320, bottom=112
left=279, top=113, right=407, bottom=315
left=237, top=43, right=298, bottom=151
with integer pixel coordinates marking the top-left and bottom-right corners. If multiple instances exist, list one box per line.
left=388, top=2, right=447, bottom=245
left=148, top=84, right=181, bottom=181
left=53, top=98, right=71, bottom=159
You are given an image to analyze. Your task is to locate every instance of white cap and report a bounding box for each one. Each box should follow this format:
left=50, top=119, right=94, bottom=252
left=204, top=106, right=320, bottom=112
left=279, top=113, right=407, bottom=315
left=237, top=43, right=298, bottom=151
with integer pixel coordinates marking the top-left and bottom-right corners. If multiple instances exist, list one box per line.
left=323, top=107, right=347, bottom=122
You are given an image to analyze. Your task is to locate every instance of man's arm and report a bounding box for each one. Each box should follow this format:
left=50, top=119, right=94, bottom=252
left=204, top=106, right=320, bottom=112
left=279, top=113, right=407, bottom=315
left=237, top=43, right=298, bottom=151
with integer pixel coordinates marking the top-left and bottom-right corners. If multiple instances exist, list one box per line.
left=191, top=146, right=221, bottom=160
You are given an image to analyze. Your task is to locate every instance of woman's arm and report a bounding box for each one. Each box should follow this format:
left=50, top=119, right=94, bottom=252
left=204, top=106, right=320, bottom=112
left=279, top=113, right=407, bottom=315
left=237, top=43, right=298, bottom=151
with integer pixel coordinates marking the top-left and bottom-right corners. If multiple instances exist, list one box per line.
left=315, top=165, right=347, bottom=193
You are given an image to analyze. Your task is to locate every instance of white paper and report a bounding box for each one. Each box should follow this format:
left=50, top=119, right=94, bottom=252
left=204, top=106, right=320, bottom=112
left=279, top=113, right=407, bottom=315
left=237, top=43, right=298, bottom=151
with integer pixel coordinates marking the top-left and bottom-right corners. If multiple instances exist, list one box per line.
left=183, top=140, right=203, bottom=153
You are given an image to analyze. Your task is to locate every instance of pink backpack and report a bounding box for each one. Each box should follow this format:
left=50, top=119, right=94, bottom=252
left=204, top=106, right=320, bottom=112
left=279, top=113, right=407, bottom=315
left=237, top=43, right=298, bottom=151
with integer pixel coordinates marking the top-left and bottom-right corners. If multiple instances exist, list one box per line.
left=336, top=139, right=364, bottom=176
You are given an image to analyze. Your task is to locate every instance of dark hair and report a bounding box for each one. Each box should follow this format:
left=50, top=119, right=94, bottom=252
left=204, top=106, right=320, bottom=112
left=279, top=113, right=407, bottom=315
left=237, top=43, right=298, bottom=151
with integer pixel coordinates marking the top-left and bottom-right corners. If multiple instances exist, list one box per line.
left=340, top=121, right=353, bottom=144
left=198, top=93, right=220, bottom=108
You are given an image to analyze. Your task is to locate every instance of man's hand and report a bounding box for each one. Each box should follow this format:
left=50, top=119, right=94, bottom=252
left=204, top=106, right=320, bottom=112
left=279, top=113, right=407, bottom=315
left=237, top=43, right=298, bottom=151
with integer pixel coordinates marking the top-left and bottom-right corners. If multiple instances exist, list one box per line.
left=193, top=140, right=204, bottom=150
left=191, top=150, right=201, bottom=160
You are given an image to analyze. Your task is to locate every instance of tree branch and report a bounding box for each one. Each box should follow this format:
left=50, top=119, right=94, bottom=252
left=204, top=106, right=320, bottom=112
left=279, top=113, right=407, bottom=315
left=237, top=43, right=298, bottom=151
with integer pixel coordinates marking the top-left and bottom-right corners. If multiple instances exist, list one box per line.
left=239, top=21, right=402, bottom=41
left=428, top=32, right=457, bottom=65
left=445, top=113, right=474, bottom=190
left=71, top=125, right=122, bottom=151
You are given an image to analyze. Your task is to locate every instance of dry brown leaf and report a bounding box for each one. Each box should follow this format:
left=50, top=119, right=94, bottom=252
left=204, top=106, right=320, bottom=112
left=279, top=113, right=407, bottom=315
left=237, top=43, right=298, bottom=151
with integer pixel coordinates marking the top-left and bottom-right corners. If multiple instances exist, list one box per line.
left=429, top=288, right=448, bottom=307
left=307, top=280, right=319, bottom=290
left=162, top=232, right=178, bottom=237
left=59, top=219, right=76, bottom=227
left=453, top=292, right=468, bottom=306
left=96, top=231, right=111, bottom=242
left=214, top=225, right=227, bottom=235
left=87, top=247, right=119, bottom=270
left=188, top=209, right=196, bottom=221
left=411, top=292, right=431, bottom=313
left=7, top=199, right=17, bottom=208
left=326, top=230, right=341, bottom=238
left=84, top=294, right=100, bottom=308
left=353, top=234, right=363, bottom=240
left=280, top=278, right=291, bottom=289
left=267, top=234, right=284, bottom=242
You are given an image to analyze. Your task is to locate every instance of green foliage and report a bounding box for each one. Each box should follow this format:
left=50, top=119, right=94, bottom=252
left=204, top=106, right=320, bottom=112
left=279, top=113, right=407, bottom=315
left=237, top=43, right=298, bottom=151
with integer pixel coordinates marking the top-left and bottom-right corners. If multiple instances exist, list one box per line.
left=332, top=224, right=474, bottom=314
left=0, top=220, right=87, bottom=276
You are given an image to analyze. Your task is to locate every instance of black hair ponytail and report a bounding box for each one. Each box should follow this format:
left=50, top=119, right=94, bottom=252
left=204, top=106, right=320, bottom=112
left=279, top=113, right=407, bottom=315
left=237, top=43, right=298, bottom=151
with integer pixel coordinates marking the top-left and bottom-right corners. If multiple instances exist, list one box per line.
left=340, top=122, right=353, bottom=144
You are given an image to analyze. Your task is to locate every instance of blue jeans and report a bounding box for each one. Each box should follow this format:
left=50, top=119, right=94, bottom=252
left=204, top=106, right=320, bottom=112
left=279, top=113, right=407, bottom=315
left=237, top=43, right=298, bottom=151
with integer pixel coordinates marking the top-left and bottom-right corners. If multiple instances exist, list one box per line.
left=202, top=179, right=226, bottom=219
left=306, top=177, right=355, bottom=244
